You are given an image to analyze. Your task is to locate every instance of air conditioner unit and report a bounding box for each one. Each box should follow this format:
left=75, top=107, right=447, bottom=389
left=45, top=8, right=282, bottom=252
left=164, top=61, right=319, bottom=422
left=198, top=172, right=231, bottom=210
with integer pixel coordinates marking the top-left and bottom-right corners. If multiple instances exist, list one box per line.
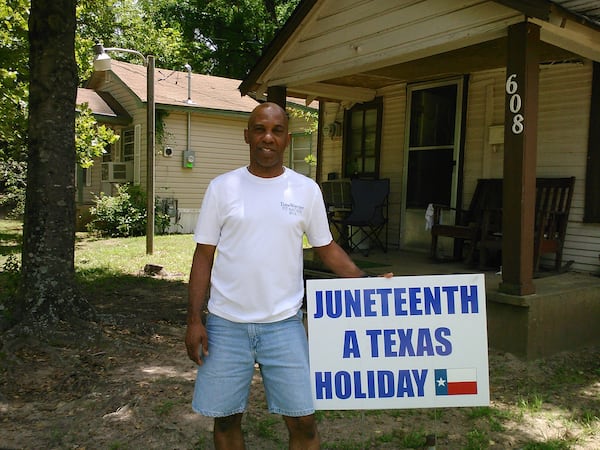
left=101, top=162, right=133, bottom=183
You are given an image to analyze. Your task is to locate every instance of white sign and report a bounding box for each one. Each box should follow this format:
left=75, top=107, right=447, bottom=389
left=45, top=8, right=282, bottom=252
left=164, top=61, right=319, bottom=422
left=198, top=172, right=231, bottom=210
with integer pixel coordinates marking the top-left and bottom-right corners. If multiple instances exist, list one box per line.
left=306, top=274, right=490, bottom=410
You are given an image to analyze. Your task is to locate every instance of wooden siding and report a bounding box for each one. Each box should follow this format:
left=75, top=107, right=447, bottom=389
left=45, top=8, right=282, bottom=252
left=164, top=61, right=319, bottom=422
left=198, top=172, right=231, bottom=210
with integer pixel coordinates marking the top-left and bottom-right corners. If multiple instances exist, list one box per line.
left=537, top=63, right=597, bottom=273
left=379, top=85, right=406, bottom=249
left=464, top=69, right=507, bottom=197
left=464, top=63, right=599, bottom=273
left=267, top=0, right=521, bottom=87
left=154, top=112, right=247, bottom=233
left=319, top=102, right=345, bottom=179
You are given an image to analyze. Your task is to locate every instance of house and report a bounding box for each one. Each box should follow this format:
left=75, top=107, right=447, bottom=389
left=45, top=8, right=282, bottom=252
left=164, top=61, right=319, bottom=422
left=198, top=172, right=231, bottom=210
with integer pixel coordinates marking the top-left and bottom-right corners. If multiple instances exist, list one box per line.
left=239, top=0, right=600, bottom=297
left=79, top=60, right=318, bottom=233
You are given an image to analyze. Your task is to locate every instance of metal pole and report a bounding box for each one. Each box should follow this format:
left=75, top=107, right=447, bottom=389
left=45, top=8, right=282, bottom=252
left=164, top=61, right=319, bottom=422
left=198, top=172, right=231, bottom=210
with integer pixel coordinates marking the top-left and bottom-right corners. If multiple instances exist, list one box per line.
left=146, top=55, right=155, bottom=255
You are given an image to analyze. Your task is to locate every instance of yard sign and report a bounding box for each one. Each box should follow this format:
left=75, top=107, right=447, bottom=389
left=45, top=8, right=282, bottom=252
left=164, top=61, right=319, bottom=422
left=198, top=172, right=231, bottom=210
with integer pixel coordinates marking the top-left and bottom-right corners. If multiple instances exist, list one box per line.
left=306, top=274, right=490, bottom=410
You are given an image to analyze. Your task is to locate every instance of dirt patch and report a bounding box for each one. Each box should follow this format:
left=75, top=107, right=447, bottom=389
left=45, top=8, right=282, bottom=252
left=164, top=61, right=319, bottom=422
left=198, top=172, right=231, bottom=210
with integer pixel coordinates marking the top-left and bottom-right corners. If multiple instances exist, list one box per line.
left=1, top=276, right=599, bottom=449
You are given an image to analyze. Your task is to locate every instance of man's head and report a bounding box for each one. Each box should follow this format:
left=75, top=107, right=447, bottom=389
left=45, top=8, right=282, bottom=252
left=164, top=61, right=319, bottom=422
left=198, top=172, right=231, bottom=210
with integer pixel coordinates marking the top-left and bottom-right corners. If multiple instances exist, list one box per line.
left=244, top=102, right=290, bottom=178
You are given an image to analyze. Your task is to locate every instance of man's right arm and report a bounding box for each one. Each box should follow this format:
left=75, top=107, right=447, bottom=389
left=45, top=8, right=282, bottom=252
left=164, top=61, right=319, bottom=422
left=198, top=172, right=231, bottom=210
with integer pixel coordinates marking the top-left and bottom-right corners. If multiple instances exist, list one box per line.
left=185, top=243, right=216, bottom=365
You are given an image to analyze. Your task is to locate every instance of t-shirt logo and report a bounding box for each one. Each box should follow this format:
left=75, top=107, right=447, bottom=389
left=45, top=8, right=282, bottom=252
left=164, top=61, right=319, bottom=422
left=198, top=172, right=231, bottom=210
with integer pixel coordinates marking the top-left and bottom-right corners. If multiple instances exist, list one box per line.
left=281, top=202, right=304, bottom=216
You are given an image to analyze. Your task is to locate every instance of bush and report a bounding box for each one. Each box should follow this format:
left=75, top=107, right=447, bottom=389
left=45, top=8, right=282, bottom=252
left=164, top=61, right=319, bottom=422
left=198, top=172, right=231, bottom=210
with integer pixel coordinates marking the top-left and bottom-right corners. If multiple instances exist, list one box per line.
left=87, top=184, right=147, bottom=237
left=0, top=159, right=27, bottom=219
left=86, top=184, right=175, bottom=237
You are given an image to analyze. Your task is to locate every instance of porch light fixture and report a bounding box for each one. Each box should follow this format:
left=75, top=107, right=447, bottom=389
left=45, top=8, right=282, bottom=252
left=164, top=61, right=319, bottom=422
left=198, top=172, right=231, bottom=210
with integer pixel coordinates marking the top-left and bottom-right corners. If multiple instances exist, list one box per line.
left=93, top=43, right=156, bottom=255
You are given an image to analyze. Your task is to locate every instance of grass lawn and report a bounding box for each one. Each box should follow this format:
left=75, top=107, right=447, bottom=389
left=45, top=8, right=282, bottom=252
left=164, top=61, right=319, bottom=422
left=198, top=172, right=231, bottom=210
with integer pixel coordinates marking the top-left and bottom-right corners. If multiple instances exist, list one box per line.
left=1, top=219, right=599, bottom=449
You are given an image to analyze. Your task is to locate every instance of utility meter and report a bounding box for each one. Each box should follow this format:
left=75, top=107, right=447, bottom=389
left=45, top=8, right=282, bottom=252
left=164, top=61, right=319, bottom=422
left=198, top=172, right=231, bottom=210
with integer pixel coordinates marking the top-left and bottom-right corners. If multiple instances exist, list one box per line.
left=183, top=150, right=195, bottom=168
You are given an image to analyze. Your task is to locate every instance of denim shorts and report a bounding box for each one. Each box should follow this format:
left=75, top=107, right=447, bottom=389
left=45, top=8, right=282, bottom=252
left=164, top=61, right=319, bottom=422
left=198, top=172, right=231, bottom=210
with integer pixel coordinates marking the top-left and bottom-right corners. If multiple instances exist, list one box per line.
left=191, top=310, right=315, bottom=417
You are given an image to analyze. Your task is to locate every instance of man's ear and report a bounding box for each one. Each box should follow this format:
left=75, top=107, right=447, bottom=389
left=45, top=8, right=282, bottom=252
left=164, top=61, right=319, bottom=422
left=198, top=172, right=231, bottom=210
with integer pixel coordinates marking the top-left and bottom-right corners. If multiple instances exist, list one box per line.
left=244, top=129, right=249, bottom=144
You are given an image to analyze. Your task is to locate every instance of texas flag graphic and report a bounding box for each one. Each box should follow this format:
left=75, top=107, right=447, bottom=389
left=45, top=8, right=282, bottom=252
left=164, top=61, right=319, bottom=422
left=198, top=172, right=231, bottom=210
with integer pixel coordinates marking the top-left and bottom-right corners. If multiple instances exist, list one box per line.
left=435, top=368, right=478, bottom=395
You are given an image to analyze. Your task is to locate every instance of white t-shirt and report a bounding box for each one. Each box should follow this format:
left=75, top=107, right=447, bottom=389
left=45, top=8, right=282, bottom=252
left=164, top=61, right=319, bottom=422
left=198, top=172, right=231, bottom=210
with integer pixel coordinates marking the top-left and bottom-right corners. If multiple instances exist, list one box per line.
left=193, top=167, right=333, bottom=323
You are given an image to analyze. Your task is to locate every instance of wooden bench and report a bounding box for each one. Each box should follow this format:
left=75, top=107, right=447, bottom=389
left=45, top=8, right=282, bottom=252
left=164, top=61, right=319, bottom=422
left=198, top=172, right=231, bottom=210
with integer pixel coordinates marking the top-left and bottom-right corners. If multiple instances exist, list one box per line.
left=478, top=177, right=575, bottom=272
left=430, top=178, right=503, bottom=262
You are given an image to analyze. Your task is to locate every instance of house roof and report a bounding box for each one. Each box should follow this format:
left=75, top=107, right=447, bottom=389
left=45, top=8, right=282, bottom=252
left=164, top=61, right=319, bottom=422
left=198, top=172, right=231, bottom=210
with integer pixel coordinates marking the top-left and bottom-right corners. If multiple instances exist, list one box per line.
left=87, top=60, right=260, bottom=115
left=76, top=88, right=132, bottom=125
left=239, top=0, right=600, bottom=103
left=86, top=60, right=316, bottom=115
left=553, top=0, right=600, bottom=27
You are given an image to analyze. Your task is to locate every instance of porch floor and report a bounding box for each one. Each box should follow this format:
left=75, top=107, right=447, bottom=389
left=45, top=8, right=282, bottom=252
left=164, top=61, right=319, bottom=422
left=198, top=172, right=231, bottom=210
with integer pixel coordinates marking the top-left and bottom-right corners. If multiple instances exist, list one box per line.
left=303, top=247, right=600, bottom=359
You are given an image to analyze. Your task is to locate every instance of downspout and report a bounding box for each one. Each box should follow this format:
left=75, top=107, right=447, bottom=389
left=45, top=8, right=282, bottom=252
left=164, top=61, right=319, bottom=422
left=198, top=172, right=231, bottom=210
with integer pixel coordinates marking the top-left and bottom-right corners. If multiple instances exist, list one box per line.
left=184, top=64, right=193, bottom=150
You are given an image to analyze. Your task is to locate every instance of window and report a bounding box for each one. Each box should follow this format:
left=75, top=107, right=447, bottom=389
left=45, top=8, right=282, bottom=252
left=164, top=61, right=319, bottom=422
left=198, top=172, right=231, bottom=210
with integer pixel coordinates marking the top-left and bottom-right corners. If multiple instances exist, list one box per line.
left=122, top=128, right=135, bottom=162
left=289, top=133, right=313, bottom=177
left=343, top=98, right=383, bottom=178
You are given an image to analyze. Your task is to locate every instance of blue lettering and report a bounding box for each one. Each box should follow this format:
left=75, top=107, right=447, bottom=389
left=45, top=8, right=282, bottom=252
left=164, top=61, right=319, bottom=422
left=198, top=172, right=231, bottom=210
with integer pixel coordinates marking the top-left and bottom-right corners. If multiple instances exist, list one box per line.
left=314, top=291, right=323, bottom=318
left=393, top=288, right=408, bottom=316
left=423, top=286, right=441, bottom=314
left=378, top=288, right=393, bottom=316
left=408, top=287, right=423, bottom=315
left=416, top=328, right=434, bottom=356
left=442, top=285, right=459, bottom=314
left=343, top=330, right=361, bottom=358
left=460, top=285, right=479, bottom=313
left=367, top=370, right=376, bottom=398
left=354, top=371, right=366, bottom=398
left=315, top=371, right=332, bottom=399
left=344, top=289, right=362, bottom=317
left=366, top=329, right=382, bottom=357
left=364, top=289, right=377, bottom=316
left=325, top=290, right=343, bottom=318
left=397, top=328, right=415, bottom=356
left=435, top=327, right=452, bottom=355
left=377, top=371, right=395, bottom=398
left=318, top=370, right=430, bottom=399
left=383, top=329, right=397, bottom=357
left=396, top=370, right=414, bottom=397
left=412, top=369, right=427, bottom=396
left=334, top=371, right=351, bottom=399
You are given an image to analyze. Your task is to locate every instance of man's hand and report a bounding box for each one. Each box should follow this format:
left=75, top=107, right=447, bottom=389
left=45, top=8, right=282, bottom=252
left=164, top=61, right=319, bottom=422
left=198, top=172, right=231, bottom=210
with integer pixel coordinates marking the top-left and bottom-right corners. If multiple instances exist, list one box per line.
left=185, top=321, right=209, bottom=366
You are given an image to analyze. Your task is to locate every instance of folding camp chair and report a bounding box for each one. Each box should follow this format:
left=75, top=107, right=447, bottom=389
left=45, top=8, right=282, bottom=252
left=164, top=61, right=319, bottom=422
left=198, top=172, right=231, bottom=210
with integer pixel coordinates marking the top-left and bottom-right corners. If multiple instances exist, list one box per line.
left=331, top=178, right=389, bottom=255
left=321, top=179, right=352, bottom=246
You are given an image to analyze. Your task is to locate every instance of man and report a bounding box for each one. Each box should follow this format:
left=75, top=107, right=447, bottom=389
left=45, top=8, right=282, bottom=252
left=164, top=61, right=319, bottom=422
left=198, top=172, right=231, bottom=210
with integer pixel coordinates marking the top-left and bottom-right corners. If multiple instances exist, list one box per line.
left=185, top=102, right=386, bottom=449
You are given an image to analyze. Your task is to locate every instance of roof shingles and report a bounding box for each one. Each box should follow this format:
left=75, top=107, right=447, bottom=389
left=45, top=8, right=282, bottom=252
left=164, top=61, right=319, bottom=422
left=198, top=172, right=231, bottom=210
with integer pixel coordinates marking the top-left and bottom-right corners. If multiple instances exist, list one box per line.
left=109, top=61, right=259, bottom=113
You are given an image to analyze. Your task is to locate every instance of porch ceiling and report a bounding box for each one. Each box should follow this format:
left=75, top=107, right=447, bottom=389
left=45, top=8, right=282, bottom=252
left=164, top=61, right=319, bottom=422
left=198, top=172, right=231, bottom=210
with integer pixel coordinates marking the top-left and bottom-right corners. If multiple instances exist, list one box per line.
left=241, top=0, right=600, bottom=105
left=299, top=38, right=578, bottom=94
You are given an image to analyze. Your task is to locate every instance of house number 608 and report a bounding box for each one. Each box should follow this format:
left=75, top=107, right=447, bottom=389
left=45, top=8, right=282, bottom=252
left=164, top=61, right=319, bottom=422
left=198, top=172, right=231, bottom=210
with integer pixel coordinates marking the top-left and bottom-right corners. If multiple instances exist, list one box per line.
left=505, top=74, right=524, bottom=135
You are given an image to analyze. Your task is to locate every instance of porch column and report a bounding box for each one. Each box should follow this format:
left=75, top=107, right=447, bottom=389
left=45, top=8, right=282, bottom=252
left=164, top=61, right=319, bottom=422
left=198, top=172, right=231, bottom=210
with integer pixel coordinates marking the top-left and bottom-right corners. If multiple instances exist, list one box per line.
left=267, top=85, right=287, bottom=109
left=500, top=22, right=540, bottom=295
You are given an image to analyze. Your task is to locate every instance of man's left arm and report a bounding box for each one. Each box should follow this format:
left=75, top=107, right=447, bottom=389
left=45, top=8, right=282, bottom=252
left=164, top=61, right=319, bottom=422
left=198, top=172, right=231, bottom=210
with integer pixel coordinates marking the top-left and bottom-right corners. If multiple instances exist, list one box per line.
left=313, top=240, right=387, bottom=278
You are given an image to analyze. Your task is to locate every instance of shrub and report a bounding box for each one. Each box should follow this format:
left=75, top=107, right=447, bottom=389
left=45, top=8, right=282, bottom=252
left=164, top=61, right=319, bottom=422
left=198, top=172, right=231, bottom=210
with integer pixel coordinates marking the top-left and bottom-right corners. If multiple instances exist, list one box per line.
left=87, top=184, right=147, bottom=237
left=87, top=184, right=175, bottom=237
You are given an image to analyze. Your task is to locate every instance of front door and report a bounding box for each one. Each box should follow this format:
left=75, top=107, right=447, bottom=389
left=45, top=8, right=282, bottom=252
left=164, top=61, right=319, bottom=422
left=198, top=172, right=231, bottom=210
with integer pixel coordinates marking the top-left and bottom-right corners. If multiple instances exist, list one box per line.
left=401, top=78, right=465, bottom=254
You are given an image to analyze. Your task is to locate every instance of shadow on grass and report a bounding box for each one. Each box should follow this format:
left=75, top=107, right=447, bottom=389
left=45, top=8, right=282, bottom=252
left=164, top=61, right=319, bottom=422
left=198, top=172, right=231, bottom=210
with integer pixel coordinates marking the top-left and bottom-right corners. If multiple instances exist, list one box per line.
left=74, top=266, right=189, bottom=325
left=0, top=229, right=22, bottom=257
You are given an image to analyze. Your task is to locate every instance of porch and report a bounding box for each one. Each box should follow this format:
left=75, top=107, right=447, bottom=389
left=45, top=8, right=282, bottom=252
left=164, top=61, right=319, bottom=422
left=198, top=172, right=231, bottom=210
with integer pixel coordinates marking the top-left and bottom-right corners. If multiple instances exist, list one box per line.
left=304, top=247, right=600, bottom=360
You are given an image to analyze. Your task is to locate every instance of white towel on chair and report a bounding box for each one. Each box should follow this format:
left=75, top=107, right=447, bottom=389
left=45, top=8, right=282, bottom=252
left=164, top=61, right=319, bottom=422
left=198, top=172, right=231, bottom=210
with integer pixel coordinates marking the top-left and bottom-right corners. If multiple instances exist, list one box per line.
left=425, top=203, right=434, bottom=230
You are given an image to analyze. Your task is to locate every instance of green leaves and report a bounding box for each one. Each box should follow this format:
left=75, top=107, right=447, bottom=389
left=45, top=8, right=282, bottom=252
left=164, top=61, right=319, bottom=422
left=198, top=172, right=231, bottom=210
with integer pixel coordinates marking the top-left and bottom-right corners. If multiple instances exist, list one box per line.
left=75, top=103, right=119, bottom=168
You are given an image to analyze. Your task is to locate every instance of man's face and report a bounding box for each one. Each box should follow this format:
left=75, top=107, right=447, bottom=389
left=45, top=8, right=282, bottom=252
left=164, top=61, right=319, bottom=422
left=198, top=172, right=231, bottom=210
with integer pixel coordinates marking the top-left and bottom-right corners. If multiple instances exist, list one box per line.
left=244, top=103, right=290, bottom=178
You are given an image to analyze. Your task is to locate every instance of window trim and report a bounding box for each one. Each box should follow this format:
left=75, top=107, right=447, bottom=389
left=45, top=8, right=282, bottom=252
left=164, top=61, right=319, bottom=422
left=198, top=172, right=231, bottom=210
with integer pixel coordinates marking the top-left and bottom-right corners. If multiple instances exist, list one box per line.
left=342, top=97, right=383, bottom=179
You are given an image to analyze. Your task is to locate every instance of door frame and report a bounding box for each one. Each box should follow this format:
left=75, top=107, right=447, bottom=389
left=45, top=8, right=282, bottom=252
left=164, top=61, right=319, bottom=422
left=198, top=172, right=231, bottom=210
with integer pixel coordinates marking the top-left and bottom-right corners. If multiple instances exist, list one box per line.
left=400, top=76, right=467, bottom=249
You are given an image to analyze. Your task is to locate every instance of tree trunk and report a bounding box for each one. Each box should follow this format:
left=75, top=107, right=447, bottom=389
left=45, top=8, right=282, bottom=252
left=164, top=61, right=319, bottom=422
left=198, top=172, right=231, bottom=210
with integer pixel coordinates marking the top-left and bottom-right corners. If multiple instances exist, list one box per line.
left=20, top=0, right=94, bottom=329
